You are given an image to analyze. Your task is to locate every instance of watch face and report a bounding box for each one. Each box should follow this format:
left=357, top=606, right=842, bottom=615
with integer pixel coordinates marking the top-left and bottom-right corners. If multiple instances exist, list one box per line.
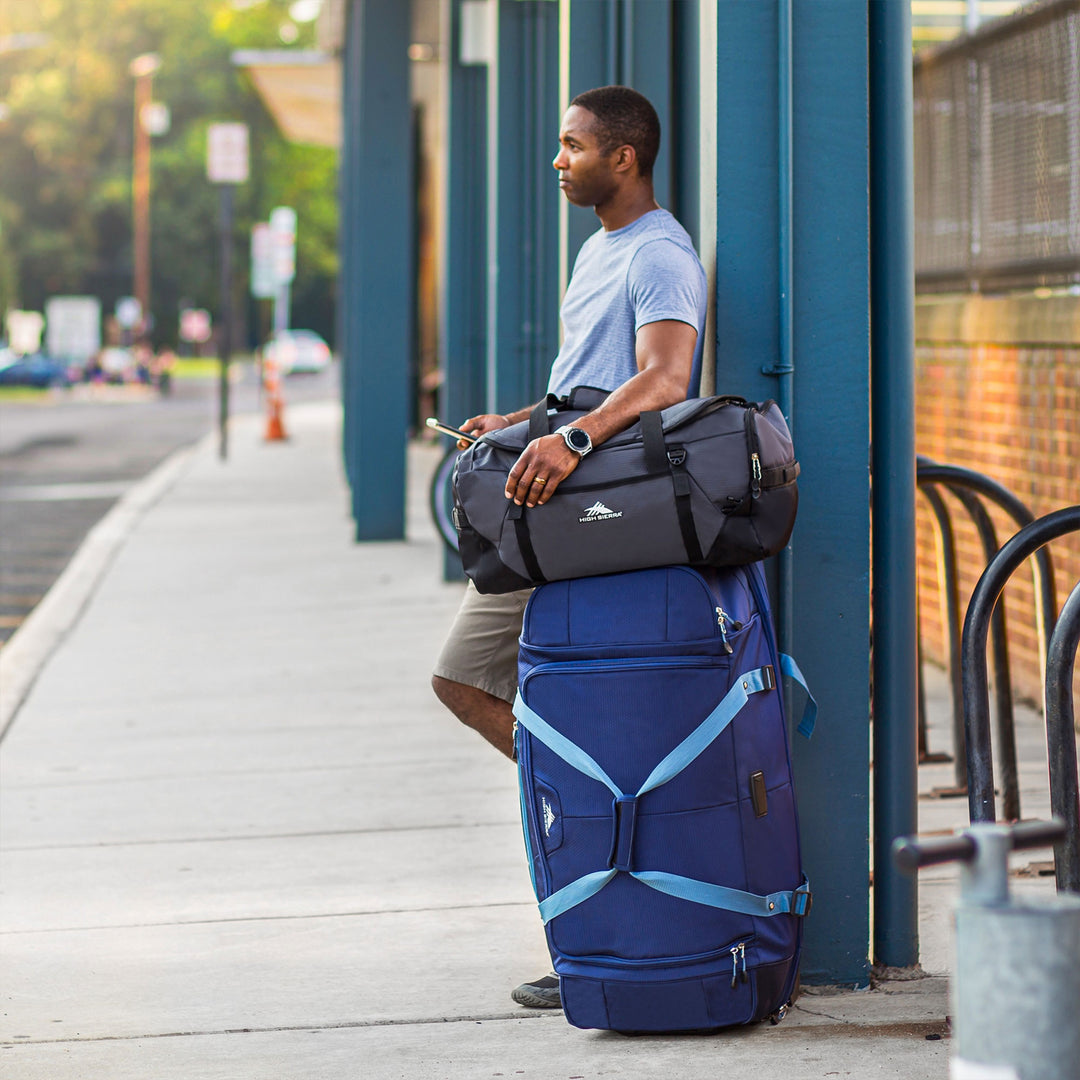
left=566, top=427, right=590, bottom=452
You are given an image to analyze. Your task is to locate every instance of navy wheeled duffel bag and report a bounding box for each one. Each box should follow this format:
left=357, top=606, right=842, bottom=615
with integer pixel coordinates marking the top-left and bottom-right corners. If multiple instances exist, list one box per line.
left=513, top=562, right=814, bottom=1032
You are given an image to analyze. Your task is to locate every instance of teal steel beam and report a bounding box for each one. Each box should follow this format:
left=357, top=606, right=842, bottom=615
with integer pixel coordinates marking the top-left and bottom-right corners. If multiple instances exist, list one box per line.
left=487, top=1, right=561, bottom=413
left=670, top=2, right=699, bottom=246
left=440, top=0, right=489, bottom=580
left=559, top=1, right=676, bottom=282
left=869, top=0, right=919, bottom=968
left=340, top=0, right=413, bottom=539
left=712, top=0, right=872, bottom=985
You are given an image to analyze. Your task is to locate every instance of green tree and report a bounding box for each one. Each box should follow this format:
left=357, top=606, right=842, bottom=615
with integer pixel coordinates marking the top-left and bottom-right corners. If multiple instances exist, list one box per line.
left=0, top=0, right=338, bottom=348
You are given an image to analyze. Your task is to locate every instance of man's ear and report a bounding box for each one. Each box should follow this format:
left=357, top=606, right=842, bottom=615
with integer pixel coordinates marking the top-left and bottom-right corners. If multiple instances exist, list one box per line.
left=612, top=143, right=637, bottom=175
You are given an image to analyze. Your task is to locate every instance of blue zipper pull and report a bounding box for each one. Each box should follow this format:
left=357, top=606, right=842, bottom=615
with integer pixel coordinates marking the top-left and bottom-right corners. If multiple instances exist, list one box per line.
left=730, top=945, right=740, bottom=988
left=740, top=942, right=748, bottom=983
left=716, top=607, right=743, bottom=653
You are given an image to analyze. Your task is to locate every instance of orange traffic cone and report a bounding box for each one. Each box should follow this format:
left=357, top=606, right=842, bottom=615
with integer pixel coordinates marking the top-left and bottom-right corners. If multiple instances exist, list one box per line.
left=263, top=355, right=288, bottom=442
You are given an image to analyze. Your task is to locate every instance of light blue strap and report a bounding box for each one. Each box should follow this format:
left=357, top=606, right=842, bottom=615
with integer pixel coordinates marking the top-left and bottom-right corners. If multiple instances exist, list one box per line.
left=780, top=653, right=816, bottom=738
left=538, top=869, right=618, bottom=924
left=635, top=666, right=774, bottom=796
left=632, top=871, right=810, bottom=917
left=513, top=693, right=624, bottom=798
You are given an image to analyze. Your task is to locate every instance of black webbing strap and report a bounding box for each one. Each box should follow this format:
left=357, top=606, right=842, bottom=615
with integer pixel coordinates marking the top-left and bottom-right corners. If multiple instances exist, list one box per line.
left=639, top=411, right=668, bottom=474
left=508, top=502, right=545, bottom=583
left=529, top=395, right=561, bottom=442
left=762, top=461, right=800, bottom=486
left=639, top=412, right=703, bottom=564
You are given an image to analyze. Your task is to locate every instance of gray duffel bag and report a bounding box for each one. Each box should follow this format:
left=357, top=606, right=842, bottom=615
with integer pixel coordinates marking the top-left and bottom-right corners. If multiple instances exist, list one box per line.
left=452, top=386, right=799, bottom=595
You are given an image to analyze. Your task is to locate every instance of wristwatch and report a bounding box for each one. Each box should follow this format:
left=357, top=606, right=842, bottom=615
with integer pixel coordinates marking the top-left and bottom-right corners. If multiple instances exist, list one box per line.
left=555, top=425, right=593, bottom=457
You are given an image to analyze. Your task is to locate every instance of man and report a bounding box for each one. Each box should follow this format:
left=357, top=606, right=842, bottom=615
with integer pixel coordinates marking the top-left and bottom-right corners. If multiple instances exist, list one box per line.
left=431, top=85, right=707, bottom=1008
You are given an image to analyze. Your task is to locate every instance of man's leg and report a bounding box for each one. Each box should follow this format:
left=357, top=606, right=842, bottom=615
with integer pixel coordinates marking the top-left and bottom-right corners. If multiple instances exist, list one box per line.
left=431, top=676, right=515, bottom=759
left=431, top=581, right=530, bottom=757
left=432, top=581, right=560, bottom=1008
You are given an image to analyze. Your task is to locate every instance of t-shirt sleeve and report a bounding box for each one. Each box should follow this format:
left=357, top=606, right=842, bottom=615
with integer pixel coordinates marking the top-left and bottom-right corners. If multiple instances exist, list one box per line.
left=627, top=239, right=706, bottom=333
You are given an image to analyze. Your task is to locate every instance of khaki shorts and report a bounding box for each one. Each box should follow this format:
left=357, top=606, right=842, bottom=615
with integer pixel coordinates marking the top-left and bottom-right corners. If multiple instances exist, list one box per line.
left=432, top=581, right=533, bottom=703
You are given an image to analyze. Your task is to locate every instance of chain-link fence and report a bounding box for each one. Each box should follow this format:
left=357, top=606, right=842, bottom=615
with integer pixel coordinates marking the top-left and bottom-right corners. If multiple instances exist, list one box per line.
left=914, top=0, right=1080, bottom=293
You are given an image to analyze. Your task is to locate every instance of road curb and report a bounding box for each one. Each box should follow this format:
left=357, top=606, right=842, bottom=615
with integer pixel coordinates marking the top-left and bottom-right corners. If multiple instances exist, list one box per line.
left=0, top=435, right=209, bottom=739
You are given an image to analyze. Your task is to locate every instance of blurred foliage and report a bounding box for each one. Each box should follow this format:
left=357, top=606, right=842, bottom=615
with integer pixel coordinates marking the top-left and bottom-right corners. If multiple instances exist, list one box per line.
left=0, top=0, right=338, bottom=347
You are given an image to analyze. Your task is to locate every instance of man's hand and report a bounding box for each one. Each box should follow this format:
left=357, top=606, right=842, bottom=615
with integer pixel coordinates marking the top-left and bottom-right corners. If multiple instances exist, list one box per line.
left=505, top=435, right=580, bottom=507
left=459, top=413, right=511, bottom=449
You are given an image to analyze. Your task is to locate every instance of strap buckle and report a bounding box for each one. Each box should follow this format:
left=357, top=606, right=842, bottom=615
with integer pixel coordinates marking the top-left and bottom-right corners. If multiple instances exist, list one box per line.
left=792, top=881, right=813, bottom=917
left=667, top=447, right=687, bottom=467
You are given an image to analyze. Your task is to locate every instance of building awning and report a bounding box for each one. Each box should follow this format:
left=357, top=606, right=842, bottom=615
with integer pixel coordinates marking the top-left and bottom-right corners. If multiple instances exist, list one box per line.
left=232, top=49, right=341, bottom=149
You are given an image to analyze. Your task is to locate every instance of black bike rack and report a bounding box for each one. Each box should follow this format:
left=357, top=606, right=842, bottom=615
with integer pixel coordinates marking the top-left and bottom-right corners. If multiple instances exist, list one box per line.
left=916, top=458, right=1058, bottom=820
left=1043, top=576, right=1080, bottom=892
left=961, top=505, right=1080, bottom=892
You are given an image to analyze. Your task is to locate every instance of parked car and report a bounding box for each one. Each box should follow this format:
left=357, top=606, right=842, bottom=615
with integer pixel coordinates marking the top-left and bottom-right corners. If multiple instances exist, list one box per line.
left=263, top=329, right=332, bottom=375
left=0, top=350, right=74, bottom=388
left=97, top=346, right=136, bottom=384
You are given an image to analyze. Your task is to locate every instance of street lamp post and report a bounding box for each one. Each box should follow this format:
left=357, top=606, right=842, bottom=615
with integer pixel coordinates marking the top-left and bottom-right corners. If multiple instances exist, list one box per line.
left=130, top=53, right=161, bottom=336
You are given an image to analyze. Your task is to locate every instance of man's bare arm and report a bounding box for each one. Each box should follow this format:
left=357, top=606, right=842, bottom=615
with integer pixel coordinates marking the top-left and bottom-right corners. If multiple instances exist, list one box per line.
left=505, top=319, right=697, bottom=507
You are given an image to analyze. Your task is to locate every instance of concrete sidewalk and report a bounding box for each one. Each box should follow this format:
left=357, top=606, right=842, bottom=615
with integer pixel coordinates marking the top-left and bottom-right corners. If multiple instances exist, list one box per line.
left=0, top=400, right=1057, bottom=1078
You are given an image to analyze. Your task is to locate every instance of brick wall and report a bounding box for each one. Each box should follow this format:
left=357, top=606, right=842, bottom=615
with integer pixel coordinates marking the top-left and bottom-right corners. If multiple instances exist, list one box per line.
left=915, top=294, right=1080, bottom=710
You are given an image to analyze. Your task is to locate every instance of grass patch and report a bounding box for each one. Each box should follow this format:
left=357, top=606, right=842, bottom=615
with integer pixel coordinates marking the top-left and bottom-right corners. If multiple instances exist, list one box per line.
left=171, top=357, right=254, bottom=379
left=0, top=385, right=51, bottom=401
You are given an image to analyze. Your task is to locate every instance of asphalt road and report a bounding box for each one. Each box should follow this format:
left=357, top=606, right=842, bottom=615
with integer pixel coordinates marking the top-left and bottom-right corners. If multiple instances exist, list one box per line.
left=0, top=363, right=338, bottom=646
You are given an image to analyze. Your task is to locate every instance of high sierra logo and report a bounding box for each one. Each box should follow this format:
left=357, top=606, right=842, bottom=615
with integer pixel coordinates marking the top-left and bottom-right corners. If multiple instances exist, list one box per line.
left=579, top=500, right=623, bottom=524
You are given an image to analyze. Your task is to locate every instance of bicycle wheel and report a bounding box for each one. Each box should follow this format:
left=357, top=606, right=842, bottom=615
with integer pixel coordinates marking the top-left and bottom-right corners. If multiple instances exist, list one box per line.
left=429, top=444, right=461, bottom=551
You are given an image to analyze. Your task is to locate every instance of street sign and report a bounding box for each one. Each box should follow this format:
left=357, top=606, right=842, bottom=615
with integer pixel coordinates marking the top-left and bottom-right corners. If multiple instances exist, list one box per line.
left=45, top=296, right=101, bottom=362
left=250, top=223, right=277, bottom=299
left=140, top=101, right=170, bottom=136
left=5, top=310, right=44, bottom=355
left=206, top=123, right=249, bottom=184
left=179, top=308, right=213, bottom=344
left=115, top=296, right=142, bottom=330
left=269, top=206, right=297, bottom=284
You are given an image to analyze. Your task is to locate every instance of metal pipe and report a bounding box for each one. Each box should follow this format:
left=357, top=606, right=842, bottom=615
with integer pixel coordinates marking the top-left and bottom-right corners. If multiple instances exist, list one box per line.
left=961, top=506, right=1080, bottom=823
left=951, top=488, right=1019, bottom=822
left=869, top=0, right=918, bottom=968
left=918, top=482, right=967, bottom=787
left=917, top=458, right=1058, bottom=688
left=774, top=0, right=795, bottom=663
left=1045, top=580, right=1080, bottom=893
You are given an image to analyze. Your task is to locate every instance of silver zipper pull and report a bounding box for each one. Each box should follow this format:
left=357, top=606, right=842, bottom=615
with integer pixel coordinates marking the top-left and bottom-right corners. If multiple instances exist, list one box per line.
left=751, top=452, right=762, bottom=498
left=716, top=608, right=733, bottom=653
left=716, top=607, right=739, bottom=654
left=730, top=945, right=740, bottom=988
left=740, top=942, right=748, bottom=983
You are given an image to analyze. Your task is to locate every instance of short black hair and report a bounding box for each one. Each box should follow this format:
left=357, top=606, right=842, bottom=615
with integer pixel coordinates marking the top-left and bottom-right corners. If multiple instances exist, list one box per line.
left=570, top=85, right=660, bottom=179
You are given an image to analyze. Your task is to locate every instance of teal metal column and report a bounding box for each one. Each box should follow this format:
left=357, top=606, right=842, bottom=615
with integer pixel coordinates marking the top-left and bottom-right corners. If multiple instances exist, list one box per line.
left=441, top=0, right=489, bottom=428
left=710, top=0, right=872, bottom=985
left=487, top=0, right=561, bottom=413
left=560, top=0, right=677, bottom=277
left=869, top=0, right=919, bottom=968
left=340, top=0, right=413, bottom=539
left=440, top=0, right=490, bottom=580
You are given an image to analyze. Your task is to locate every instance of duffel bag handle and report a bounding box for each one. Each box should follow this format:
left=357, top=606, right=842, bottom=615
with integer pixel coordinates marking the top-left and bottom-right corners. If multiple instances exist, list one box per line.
left=527, top=386, right=612, bottom=443
left=528, top=394, right=563, bottom=442
left=640, top=410, right=704, bottom=563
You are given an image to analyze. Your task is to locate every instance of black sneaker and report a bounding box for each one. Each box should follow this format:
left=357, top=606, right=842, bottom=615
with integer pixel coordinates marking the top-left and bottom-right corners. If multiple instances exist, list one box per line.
left=511, top=972, right=561, bottom=1008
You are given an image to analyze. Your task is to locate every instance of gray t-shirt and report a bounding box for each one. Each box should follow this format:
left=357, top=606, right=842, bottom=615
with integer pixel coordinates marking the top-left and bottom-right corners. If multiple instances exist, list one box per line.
left=546, top=208, right=708, bottom=399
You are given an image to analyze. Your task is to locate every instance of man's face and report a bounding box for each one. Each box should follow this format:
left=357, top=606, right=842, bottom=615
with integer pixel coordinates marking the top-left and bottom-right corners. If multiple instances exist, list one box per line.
left=552, top=105, right=620, bottom=209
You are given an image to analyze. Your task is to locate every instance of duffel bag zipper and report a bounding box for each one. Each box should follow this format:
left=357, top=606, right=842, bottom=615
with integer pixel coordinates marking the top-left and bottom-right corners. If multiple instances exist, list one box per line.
left=715, top=607, right=744, bottom=654
left=522, top=656, right=723, bottom=693
left=560, top=937, right=755, bottom=974
left=521, top=566, right=750, bottom=649
left=744, top=406, right=763, bottom=500
left=515, top=728, right=553, bottom=897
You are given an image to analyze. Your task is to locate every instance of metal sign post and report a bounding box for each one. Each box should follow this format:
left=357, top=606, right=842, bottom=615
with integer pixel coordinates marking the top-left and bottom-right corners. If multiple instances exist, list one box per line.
left=207, top=123, right=249, bottom=461
left=268, top=206, right=297, bottom=336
